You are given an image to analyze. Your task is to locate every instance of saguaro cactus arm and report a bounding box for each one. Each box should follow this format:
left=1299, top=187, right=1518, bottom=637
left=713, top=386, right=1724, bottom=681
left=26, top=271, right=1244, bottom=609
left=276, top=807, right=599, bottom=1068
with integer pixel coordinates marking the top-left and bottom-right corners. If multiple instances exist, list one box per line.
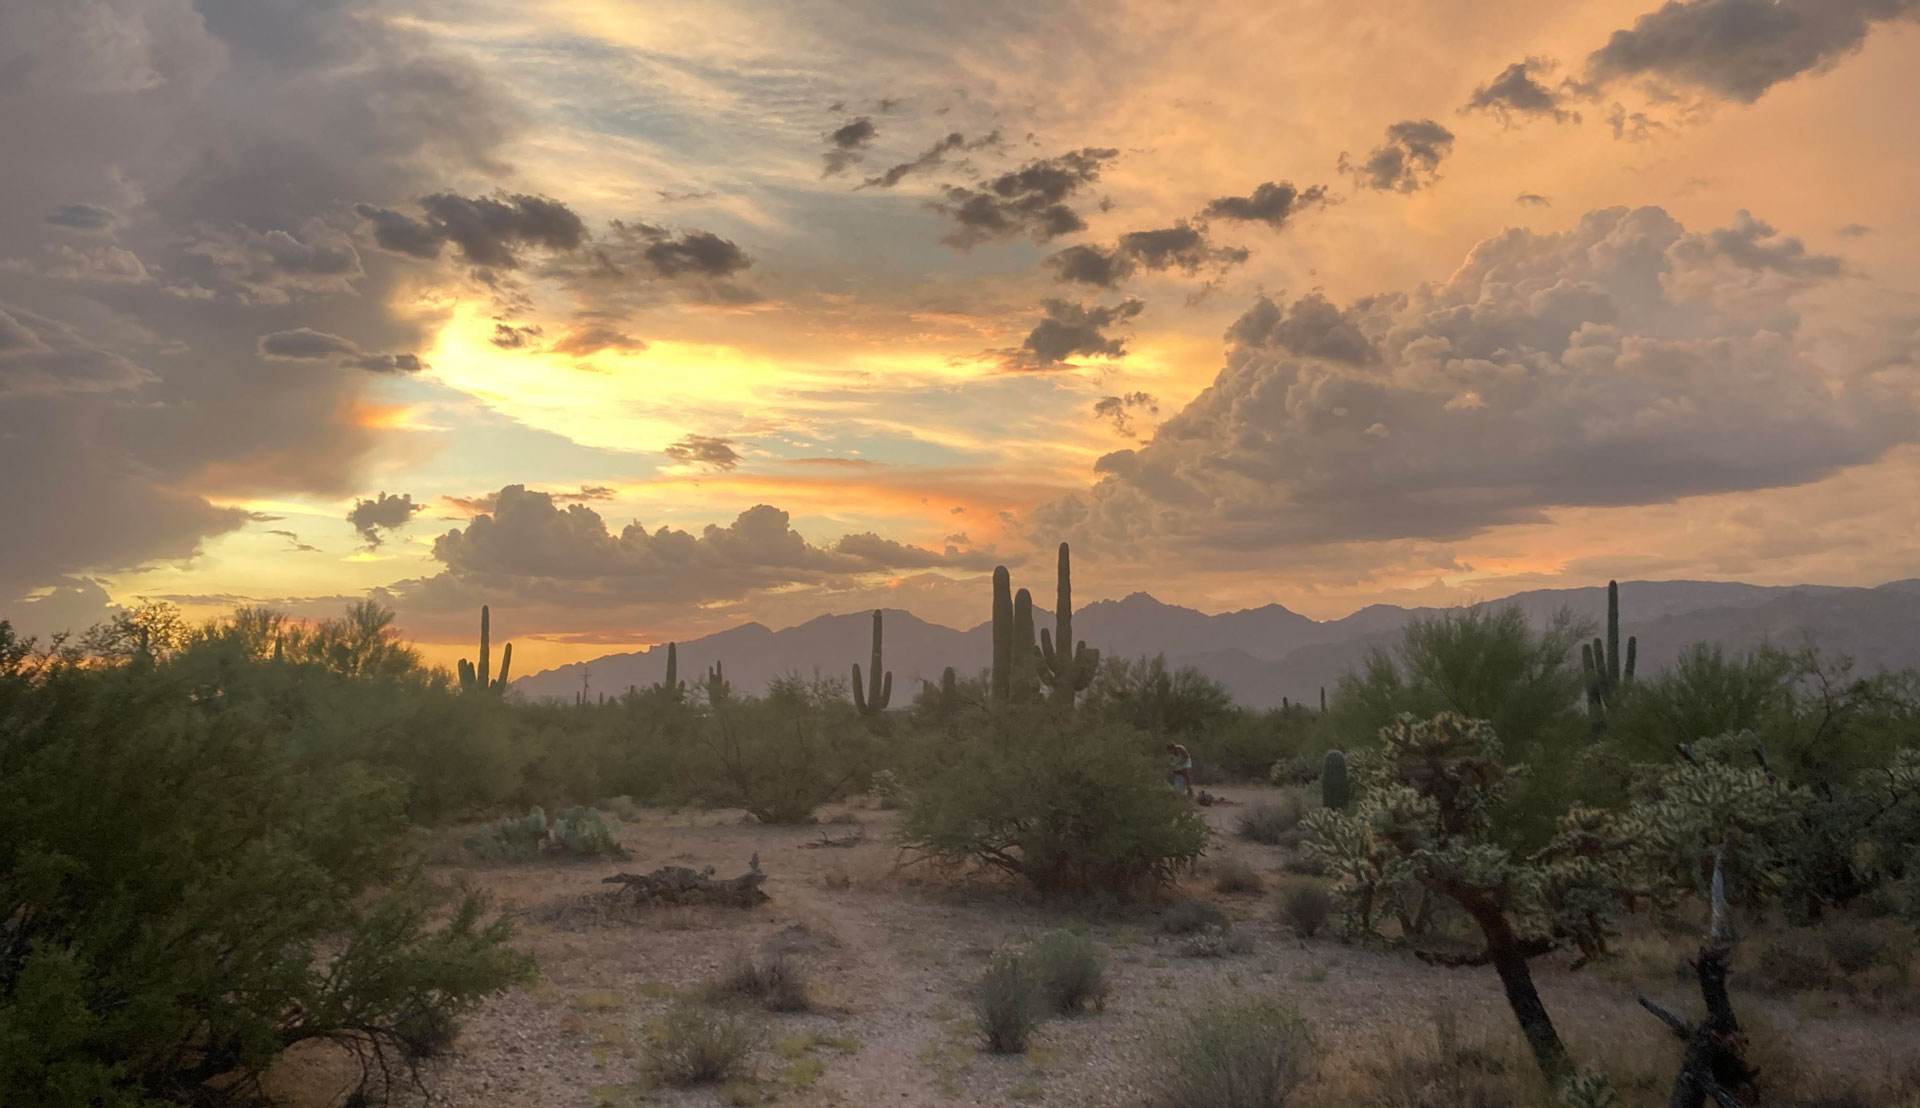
left=853, top=609, right=893, bottom=716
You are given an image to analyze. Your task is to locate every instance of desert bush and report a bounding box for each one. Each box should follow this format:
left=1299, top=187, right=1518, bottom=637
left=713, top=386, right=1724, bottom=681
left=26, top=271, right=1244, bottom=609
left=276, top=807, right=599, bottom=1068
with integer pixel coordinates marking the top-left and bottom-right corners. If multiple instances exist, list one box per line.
left=1214, top=855, right=1266, bottom=895
left=1824, top=920, right=1889, bottom=976
left=1089, top=655, right=1235, bottom=741
left=1369, top=1011, right=1532, bottom=1108
left=899, top=707, right=1208, bottom=896
left=712, top=952, right=810, bottom=1013
left=976, top=949, right=1043, bottom=1054
left=464, top=805, right=630, bottom=860
left=1237, top=798, right=1303, bottom=845
left=644, top=1004, right=760, bottom=1086
left=1276, top=879, right=1334, bottom=938
left=1153, top=998, right=1313, bottom=1108
left=1159, top=898, right=1230, bottom=935
left=1182, top=928, right=1255, bottom=958
left=1026, top=930, right=1108, bottom=1015
left=0, top=644, right=531, bottom=1107
left=1754, top=937, right=1835, bottom=993
left=1270, top=755, right=1321, bottom=786
left=695, top=683, right=874, bottom=823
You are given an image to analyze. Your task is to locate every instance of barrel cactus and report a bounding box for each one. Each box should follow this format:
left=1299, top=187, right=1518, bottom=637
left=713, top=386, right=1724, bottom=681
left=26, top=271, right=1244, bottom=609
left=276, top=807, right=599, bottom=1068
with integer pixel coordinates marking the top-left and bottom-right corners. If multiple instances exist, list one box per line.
left=1321, top=750, right=1350, bottom=811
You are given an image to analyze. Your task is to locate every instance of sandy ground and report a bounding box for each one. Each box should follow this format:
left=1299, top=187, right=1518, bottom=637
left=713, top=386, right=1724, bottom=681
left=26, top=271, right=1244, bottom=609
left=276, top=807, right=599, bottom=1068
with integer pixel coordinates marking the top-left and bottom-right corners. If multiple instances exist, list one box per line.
left=267, top=785, right=1913, bottom=1107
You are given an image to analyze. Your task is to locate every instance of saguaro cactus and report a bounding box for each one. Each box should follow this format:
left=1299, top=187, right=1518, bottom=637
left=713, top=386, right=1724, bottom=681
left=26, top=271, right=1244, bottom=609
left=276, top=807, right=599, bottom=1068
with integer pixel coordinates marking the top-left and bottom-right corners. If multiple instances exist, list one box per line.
left=991, top=565, right=1013, bottom=708
left=1012, top=587, right=1037, bottom=701
left=1037, top=542, right=1100, bottom=708
left=661, top=641, right=680, bottom=695
left=1321, top=749, right=1349, bottom=811
left=1581, top=580, right=1637, bottom=734
left=457, top=605, right=512, bottom=694
left=852, top=609, right=893, bottom=716
left=703, top=660, right=731, bottom=703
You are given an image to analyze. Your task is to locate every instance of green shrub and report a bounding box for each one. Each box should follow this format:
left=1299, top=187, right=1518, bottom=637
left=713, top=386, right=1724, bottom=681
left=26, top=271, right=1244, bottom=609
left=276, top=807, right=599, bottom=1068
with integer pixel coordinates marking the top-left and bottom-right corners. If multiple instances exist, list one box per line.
left=900, top=707, right=1208, bottom=896
left=0, top=647, right=531, bottom=1106
left=1236, top=799, right=1303, bottom=845
left=976, top=949, right=1043, bottom=1054
left=465, top=807, right=552, bottom=860
left=1027, top=930, right=1108, bottom=1015
left=644, top=1004, right=760, bottom=1086
left=1154, top=998, right=1314, bottom=1108
left=695, top=683, right=875, bottom=823
left=1270, top=755, right=1320, bottom=787
left=550, top=806, right=630, bottom=859
left=1276, top=880, right=1334, bottom=938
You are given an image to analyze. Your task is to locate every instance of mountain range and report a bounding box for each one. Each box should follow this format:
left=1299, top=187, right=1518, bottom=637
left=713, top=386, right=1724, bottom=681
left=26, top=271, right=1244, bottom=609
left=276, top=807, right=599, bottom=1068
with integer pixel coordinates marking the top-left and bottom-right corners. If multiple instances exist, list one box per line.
left=511, top=578, right=1920, bottom=709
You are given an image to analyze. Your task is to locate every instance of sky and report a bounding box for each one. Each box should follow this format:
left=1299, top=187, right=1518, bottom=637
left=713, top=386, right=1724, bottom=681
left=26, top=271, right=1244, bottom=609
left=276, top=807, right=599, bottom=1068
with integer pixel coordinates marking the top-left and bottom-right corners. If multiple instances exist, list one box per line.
left=3, top=0, right=1919, bottom=676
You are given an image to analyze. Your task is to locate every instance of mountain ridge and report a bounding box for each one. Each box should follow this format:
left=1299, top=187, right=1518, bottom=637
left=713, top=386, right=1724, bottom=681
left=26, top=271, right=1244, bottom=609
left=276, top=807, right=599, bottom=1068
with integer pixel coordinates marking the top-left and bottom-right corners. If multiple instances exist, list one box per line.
left=511, top=578, right=1920, bottom=709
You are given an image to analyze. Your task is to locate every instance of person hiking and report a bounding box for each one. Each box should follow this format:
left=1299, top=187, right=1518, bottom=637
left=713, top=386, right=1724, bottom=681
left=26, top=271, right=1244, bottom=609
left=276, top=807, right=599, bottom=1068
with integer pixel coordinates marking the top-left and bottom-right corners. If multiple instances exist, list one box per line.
left=1167, top=743, right=1194, bottom=797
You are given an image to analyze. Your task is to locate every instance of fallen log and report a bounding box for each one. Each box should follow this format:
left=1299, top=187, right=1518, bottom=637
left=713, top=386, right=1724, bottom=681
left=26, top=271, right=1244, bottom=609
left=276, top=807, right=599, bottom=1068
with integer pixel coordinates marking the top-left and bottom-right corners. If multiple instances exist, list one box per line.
left=602, top=858, right=769, bottom=908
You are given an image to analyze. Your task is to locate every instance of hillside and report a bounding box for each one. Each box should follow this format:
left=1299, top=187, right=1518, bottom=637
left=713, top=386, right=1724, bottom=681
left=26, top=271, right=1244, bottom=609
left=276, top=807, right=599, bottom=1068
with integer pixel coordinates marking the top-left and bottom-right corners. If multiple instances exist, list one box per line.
left=512, top=579, right=1920, bottom=709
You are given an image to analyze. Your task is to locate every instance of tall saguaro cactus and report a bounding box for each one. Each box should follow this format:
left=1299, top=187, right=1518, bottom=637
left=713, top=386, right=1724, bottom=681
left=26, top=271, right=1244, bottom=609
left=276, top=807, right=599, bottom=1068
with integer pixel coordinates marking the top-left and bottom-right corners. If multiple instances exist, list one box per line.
left=654, top=641, right=684, bottom=700
left=852, top=608, right=893, bottom=716
left=1581, top=579, right=1637, bottom=734
left=457, top=605, right=512, bottom=694
left=1037, top=542, right=1100, bottom=708
left=991, top=565, right=1013, bottom=708
left=1011, top=587, right=1037, bottom=701
left=703, top=660, right=731, bottom=703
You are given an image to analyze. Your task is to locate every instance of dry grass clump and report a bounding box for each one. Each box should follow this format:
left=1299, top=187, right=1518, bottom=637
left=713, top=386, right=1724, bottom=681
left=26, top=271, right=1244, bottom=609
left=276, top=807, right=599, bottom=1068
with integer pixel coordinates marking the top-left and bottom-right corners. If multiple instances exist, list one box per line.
left=1214, top=854, right=1267, bottom=895
left=710, top=951, right=811, bottom=1013
left=976, top=948, right=1043, bottom=1054
left=1154, top=998, right=1314, bottom=1108
left=1236, top=798, right=1304, bottom=846
left=643, top=1003, right=761, bottom=1087
left=1027, top=929, right=1109, bottom=1015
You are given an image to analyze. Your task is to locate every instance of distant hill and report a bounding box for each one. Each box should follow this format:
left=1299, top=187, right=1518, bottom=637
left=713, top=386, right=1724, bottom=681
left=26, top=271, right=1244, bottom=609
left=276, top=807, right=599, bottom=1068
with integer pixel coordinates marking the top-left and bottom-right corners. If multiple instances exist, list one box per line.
left=512, top=579, right=1920, bottom=709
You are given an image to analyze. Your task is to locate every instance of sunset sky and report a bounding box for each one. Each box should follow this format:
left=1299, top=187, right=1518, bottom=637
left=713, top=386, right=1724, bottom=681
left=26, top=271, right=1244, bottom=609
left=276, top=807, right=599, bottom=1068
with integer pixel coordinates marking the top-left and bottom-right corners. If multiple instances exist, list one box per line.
left=4, top=0, right=1919, bottom=675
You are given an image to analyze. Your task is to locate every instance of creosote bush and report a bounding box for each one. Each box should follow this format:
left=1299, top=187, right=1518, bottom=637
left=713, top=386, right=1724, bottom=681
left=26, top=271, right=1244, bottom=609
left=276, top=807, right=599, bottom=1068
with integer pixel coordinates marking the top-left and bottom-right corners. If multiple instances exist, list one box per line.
left=1237, top=798, right=1304, bottom=846
left=1026, top=930, right=1108, bottom=1015
left=976, top=949, right=1043, bottom=1054
left=1214, top=855, right=1267, bottom=895
left=644, top=1004, right=761, bottom=1086
left=1276, top=879, right=1334, bottom=939
left=1154, top=998, right=1314, bottom=1108
left=711, top=952, right=810, bottom=1013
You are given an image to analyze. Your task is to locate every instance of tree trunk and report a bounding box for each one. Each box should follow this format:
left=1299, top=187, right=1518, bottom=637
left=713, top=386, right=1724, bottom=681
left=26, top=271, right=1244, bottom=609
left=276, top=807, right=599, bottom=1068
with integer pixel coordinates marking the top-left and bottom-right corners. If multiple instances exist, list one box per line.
left=1450, top=885, right=1571, bottom=1079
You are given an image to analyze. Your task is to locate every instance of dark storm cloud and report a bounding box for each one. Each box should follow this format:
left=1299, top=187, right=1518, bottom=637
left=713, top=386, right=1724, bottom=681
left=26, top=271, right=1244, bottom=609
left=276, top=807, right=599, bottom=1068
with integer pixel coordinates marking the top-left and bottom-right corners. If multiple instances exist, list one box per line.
left=1015, top=297, right=1146, bottom=366
left=1339, top=120, right=1455, bottom=193
left=664, top=434, right=742, bottom=471
left=0, top=0, right=524, bottom=604
left=576, top=221, right=752, bottom=282
left=935, top=147, right=1118, bottom=248
left=1202, top=181, right=1331, bottom=228
left=1588, top=0, right=1920, bottom=103
left=1093, top=391, right=1158, bottom=439
left=1046, top=244, right=1130, bottom=287
left=490, top=323, right=543, bottom=349
left=348, top=491, right=426, bottom=548
left=258, top=328, right=358, bottom=359
left=353, top=192, right=585, bottom=268
left=1033, top=206, right=1911, bottom=557
left=861, top=129, right=1003, bottom=188
left=821, top=116, right=878, bottom=176
left=1464, top=58, right=1583, bottom=124
left=45, top=203, right=117, bottom=231
left=1046, top=223, right=1249, bottom=288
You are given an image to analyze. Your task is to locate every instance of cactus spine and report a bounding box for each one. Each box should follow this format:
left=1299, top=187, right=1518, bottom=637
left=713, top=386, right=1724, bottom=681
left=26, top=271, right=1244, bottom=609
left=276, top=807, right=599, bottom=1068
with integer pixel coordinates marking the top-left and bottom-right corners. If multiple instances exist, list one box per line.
left=1321, top=749, right=1350, bottom=810
left=1581, top=580, right=1637, bottom=734
left=852, top=609, right=893, bottom=716
left=457, top=605, right=512, bottom=694
left=990, top=565, right=1013, bottom=708
left=1037, top=542, right=1100, bottom=708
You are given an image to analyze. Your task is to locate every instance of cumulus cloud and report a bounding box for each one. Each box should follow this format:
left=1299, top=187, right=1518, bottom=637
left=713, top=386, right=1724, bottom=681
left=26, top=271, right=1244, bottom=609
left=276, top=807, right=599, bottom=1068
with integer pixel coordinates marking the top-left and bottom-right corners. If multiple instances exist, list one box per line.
left=348, top=491, right=426, bottom=547
left=1202, top=181, right=1330, bottom=229
left=1033, top=206, right=1913, bottom=557
left=934, top=148, right=1118, bottom=248
left=1014, top=297, right=1146, bottom=367
left=1464, top=58, right=1583, bottom=124
left=663, top=434, right=742, bottom=471
left=354, top=191, right=586, bottom=268
left=490, top=322, right=542, bottom=349
left=19, top=244, right=154, bottom=283
left=0, top=303, right=151, bottom=396
left=567, top=221, right=753, bottom=289
left=442, top=485, right=617, bottom=515
left=185, top=221, right=364, bottom=302
left=821, top=116, right=877, bottom=176
left=550, top=323, right=646, bottom=356
left=1339, top=120, right=1455, bottom=193
left=860, top=129, right=1003, bottom=188
left=406, top=486, right=997, bottom=611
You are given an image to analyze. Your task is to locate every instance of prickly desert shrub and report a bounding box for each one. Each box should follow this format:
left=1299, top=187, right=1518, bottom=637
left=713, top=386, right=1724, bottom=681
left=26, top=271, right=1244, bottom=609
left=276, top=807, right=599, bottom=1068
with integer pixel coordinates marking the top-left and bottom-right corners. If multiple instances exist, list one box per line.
left=1214, top=855, right=1266, bottom=895
left=1154, top=998, right=1314, bottom=1108
left=1270, top=755, right=1320, bottom=787
left=1276, top=880, right=1334, bottom=938
left=712, top=952, right=811, bottom=1013
left=976, top=949, right=1043, bottom=1054
left=1027, top=930, right=1108, bottom=1015
left=1320, top=750, right=1349, bottom=811
left=549, top=805, right=631, bottom=859
left=869, top=768, right=909, bottom=810
left=1237, top=798, right=1304, bottom=845
left=1159, top=898, right=1230, bottom=936
left=464, top=806, right=550, bottom=861
left=644, top=1004, right=760, bottom=1086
